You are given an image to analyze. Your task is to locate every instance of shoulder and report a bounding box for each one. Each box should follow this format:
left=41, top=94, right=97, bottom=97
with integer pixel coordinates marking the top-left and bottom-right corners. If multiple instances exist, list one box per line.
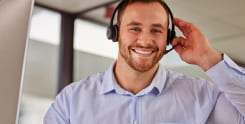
left=53, top=71, right=106, bottom=106
left=165, top=69, right=220, bottom=100
left=46, top=70, right=108, bottom=121
left=67, top=71, right=105, bottom=94
left=166, top=69, right=211, bottom=86
left=55, top=71, right=106, bottom=100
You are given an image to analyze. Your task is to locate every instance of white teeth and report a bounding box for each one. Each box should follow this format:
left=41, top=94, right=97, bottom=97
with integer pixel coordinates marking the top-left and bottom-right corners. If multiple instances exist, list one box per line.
left=134, top=49, right=153, bottom=54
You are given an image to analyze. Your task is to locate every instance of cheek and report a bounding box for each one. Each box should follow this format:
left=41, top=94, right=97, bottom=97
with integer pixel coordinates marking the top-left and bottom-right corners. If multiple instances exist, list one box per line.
left=119, top=30, right=137, bottom=45
left=155, top=34, right=168, bottom=49
left=122, top=31, right=138, bottom=41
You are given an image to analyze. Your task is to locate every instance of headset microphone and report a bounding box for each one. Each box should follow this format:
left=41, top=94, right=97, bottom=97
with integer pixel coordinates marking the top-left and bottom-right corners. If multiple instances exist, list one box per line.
left=164, top=45, right=177, bottom=55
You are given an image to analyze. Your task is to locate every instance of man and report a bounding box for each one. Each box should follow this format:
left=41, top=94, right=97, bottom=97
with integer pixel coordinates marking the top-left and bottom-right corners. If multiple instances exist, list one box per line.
left=44, top=0, right=245, bottom=124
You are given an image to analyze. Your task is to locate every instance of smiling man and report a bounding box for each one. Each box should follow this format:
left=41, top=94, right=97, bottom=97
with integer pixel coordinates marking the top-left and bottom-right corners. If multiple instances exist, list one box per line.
left=115, top=1, right=168, bottom=94
left=44, top=0, right=245, bottom=124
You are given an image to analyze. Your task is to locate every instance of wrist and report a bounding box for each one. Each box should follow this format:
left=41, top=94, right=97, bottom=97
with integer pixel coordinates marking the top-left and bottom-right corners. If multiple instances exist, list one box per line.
left=198, top=50, right=223, bottom=71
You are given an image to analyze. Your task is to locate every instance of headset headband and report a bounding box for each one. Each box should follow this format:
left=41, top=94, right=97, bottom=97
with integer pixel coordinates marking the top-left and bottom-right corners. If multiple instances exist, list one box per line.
left=107, top=0, right=176, bottom=47
left=110, top=1, right=175, bottom=31
left=109, top=1, right=124, bottom=27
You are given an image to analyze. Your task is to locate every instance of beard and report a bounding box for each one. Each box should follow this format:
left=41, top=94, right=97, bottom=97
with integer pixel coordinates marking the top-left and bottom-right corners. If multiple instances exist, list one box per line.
left=118, top=41, right=165, bottom=72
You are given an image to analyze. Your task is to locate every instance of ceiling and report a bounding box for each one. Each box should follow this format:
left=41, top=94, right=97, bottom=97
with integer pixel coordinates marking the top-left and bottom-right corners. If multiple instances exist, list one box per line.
left=35, top=0, right=245, bottom=66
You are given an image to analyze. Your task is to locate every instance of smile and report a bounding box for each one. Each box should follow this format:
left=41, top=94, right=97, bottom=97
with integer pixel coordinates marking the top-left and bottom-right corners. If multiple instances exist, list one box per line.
left=133, top=49, right=153, bottom=55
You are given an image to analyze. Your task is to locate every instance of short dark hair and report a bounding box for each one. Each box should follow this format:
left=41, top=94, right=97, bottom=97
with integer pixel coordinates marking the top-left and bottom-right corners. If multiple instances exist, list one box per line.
left=116, top=0, right=170, bottom=25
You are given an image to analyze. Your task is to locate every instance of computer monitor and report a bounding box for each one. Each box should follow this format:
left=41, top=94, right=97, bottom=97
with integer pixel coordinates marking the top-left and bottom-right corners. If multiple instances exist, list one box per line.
left=0, top=0, right=34, bottom=123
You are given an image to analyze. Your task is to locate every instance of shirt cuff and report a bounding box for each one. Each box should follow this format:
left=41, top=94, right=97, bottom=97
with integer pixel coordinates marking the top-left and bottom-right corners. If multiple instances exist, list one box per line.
left=205, top=54, right=245, bottom=88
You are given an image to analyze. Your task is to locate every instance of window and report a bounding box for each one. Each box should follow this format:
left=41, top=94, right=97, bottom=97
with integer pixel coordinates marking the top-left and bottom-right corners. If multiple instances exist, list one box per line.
left=73, top=19, right=117, bottom=81
left=19, top=6, right=61, bottom=124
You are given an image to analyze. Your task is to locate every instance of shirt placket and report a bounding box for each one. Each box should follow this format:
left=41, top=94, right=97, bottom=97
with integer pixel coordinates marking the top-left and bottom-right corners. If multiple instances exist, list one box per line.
left=130, top=96, right=141, bottom=124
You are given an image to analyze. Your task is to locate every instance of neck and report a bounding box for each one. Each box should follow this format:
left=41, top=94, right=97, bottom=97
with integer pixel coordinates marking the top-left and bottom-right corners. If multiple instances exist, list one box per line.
left=114, top=59, right=159, bottom=95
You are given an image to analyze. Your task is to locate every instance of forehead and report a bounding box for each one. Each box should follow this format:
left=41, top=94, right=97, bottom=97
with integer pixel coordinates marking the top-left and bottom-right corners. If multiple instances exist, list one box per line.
left=120, top=2, right=169, bottom=25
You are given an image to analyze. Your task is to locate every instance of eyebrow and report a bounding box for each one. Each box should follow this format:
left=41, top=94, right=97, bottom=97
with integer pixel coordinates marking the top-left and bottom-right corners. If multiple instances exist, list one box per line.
left=127, top=21, right=166, bottom=30
left=127, top=21, right=141, bottom=26
left=152, top=23, right=165, bottom=30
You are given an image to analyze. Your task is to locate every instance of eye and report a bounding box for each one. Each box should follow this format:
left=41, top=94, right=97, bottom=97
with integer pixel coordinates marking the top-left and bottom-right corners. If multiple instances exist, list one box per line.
left=130, top=27, right=141, bottom=32
left=151, top=29, right=162, bottom=33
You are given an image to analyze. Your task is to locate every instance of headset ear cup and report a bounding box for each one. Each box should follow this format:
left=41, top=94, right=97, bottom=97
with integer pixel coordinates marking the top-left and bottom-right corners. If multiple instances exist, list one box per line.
left=106, top=25, right=113, bottom=40
left=106, top=25, right=119, bottom=42
left=113, top=25, right=119, bottom=42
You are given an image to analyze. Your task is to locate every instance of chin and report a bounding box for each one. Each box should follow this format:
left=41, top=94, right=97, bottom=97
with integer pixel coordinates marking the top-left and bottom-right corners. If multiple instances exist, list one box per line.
left=129, top=61, right=158, bottom=72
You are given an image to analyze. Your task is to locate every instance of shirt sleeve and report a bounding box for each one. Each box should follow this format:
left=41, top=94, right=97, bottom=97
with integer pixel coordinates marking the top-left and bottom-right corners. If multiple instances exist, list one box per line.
left=205, top=53, right=245, bottom=123
left=43, top=85, right=72, bottom=124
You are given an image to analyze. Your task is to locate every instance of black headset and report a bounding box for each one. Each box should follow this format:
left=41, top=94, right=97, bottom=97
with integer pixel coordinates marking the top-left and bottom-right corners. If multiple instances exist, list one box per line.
left=106, top=0, right=176, bottom=45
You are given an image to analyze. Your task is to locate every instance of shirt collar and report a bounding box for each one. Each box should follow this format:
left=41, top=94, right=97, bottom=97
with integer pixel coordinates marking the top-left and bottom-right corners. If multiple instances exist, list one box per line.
left=100, top=63, right=167, bottom=96
left=100, top=64, right=117, bottom=95
left=138, top=64, right=167, bottom=96
left=100, top=63, right=127, bottom=95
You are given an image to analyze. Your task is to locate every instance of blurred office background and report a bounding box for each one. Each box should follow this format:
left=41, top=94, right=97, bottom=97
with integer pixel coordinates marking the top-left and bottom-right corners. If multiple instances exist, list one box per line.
left=18, top=0, right=245, bottom=124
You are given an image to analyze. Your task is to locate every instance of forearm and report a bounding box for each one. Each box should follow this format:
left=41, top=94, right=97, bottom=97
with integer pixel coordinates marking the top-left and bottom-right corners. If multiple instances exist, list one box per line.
left=207, top=93, right=245, bottom=124
left=206, top=54, right=245, bottom=116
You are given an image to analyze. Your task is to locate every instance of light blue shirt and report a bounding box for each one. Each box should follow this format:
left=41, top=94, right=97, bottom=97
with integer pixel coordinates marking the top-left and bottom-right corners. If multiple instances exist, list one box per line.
left=44, top=54, right=245, bottom=124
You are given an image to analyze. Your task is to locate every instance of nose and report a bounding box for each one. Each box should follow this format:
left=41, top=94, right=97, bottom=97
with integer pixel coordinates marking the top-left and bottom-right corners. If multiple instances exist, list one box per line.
left=137, top=30, right=153, bottom=45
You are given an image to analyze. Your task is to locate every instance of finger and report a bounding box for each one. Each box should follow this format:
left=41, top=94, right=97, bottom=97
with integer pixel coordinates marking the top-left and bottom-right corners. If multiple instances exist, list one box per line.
left=174, top=43, right=184, bottom=56
left=173, top=18, right=193, bottom=38
left=172, top=36, right=185, bottom=47
left=173, top=18, right=191, bottom=31
left=171, top=37, right=186, bottom=55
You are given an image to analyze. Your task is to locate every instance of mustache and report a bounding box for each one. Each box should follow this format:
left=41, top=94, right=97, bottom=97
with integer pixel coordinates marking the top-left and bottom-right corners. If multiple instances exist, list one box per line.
left=129, top=43, right=159, bottom=50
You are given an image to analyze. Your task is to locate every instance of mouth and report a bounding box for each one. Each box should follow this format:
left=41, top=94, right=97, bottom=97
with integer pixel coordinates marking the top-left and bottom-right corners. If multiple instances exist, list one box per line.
left=133, top=49, right=153, bottom=55
left=132, top=47, right=157, bottom=56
